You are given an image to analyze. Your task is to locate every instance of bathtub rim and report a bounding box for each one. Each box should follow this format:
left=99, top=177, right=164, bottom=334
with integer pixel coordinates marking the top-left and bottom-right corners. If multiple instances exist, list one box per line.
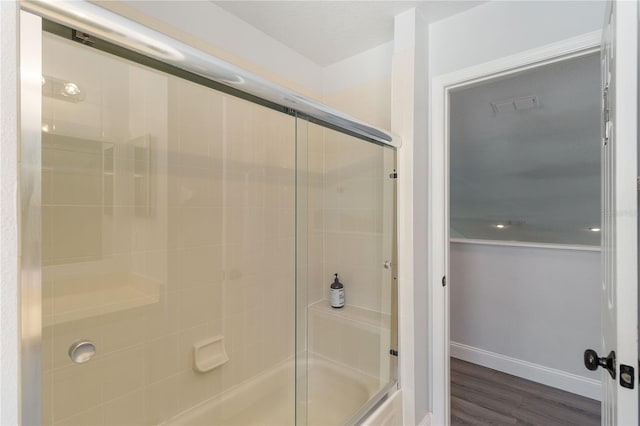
left=160, top=354, right=398, bottom=426
left=347, top=379, right=399, bottom=426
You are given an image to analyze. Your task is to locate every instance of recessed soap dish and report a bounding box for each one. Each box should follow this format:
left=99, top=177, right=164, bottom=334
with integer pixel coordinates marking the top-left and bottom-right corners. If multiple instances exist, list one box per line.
left=193, top=335, right=228, bottom=373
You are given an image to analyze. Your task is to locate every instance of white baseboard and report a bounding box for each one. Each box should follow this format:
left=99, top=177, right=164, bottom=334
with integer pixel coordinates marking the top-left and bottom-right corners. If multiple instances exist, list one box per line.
left=450, top=341, right=601, bottom=401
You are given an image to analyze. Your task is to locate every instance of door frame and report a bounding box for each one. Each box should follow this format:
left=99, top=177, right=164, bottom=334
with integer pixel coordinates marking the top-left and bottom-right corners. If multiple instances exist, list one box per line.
left=428, top=30, right=602, bottom=426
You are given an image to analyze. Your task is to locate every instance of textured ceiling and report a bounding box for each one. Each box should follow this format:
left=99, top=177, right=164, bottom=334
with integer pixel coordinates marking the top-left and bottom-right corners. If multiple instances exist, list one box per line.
left=212, top=1, right=485, bottom=66
left=450, top=53, right=601, bottom=246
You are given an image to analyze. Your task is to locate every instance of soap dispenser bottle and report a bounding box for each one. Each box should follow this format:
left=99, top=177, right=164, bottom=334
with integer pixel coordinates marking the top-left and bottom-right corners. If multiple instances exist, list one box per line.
left=330, top=273, right=345, bottom=308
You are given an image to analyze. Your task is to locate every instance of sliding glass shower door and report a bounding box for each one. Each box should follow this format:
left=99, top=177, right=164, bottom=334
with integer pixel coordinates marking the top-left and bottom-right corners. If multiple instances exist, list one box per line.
left=30, top=16, right=397, bottom=426
left=296, top=121, right=398, bottom=425
left=40, top=31, right=297, bottom=425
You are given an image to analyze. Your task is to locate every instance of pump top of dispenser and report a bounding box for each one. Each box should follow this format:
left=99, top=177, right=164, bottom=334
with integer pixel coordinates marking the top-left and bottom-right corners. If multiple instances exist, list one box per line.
left=331, top=273, right=343, bottom=289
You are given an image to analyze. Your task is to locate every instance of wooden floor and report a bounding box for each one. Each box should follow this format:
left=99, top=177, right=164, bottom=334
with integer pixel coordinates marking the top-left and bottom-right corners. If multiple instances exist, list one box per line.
left=450, top=358, right=601, bottom=426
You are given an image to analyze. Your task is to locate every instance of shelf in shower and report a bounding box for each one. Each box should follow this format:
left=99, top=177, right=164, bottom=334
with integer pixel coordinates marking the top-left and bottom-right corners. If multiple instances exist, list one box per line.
left=42, top=273, right=161, bottom=327
left=308, top=300, right=390, bottom=331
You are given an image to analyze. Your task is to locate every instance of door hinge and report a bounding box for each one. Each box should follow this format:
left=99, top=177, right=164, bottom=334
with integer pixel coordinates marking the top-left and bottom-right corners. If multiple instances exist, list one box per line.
left=390, top=349, right=398, bottom=357
left=389, top=169, right=397, bottom=179
left=442, top=276, right=446, bottom=287
left=603, top=84, right=610, bottom=146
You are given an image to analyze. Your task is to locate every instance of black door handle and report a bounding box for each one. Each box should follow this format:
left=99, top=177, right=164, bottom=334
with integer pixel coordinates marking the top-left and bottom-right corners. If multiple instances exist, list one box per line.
left=584, top=349, right=616, bottom=379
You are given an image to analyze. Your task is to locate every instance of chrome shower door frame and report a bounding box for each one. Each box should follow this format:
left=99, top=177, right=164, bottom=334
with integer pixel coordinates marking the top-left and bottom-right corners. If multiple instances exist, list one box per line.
left=19, top=10, right=43, bottom=426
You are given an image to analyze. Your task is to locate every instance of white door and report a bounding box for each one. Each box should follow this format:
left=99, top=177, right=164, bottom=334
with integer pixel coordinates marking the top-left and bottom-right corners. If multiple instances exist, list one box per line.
left=596, top=1, right=638, bottom=424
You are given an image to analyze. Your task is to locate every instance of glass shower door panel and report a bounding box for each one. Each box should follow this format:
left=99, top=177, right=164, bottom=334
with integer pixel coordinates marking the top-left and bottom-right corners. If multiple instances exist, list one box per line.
left=299, top=122, right=397, bottom=425
left=40, top=32, right=295, bottom=426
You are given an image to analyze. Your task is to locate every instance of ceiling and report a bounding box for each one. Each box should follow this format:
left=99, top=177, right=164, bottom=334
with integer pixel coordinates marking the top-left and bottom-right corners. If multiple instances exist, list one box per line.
left=212, top=1, right=485, bottom=66
left=450, top=53, right=601, bottom=246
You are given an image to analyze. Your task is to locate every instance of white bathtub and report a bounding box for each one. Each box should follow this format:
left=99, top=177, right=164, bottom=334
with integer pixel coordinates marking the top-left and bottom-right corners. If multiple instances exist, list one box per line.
left=164, top=356, right=383, bottom=426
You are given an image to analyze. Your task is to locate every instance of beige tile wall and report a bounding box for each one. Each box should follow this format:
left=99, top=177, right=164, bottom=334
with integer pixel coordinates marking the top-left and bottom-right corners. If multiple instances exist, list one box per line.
left=42, top=35, right=295, bottom=426
left=304, top=122, right=394, bottom=388
left=319, top=76, right=394, bottom=317
left=308, top=310, right=387, bottom=379
left=306, top=124, right=391, bottom=315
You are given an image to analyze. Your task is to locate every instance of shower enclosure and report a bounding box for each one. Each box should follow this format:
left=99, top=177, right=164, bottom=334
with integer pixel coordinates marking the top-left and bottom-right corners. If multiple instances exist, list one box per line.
left=20, top=3, right=398, bottom=425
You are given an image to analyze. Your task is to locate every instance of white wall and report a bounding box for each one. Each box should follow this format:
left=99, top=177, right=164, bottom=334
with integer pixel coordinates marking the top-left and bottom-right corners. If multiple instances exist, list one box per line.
left=321, top=41, right=393, bottom=129
left=449, top=242, right=601, bottom=399
left=391, top=9, right=430, bottom=425
left=322, top=41, right=393, bottom=96
left=107, top=1, right=323, bottom=96
left=429, top=0, right=605, bottom=77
